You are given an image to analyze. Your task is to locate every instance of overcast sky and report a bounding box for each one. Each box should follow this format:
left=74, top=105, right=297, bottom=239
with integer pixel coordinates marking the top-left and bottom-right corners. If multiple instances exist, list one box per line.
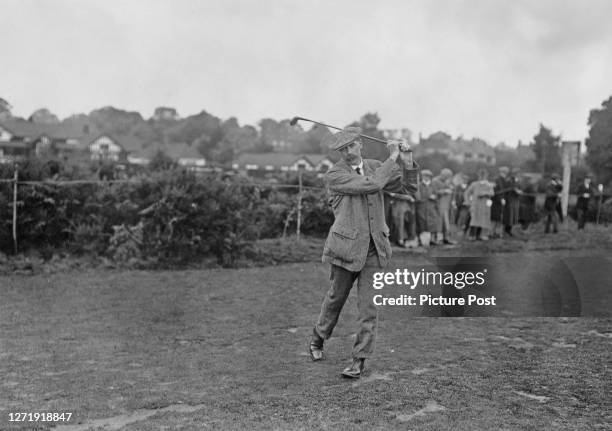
left=2, top=0, right=611, bottom=146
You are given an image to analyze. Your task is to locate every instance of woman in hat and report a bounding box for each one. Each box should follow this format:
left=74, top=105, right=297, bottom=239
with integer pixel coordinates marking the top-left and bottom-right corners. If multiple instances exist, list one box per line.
left=464, top=169, right=494, bottom=240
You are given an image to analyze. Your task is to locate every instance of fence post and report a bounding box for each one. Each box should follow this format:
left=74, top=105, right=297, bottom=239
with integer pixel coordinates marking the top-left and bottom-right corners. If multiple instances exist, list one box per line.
left=296, top=171, right=302, bottom=242
left=12, top=165, right=18, bottom=254
left=596, top=184, right=604, bottom=224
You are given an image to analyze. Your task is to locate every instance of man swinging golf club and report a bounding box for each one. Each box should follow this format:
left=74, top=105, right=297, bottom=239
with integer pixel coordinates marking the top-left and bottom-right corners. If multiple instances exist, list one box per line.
left=309, top=126, right=418, bottom=378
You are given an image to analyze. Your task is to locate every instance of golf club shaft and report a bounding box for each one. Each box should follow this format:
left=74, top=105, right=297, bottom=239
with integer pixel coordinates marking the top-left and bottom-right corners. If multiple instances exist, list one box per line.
left=292, top=117, right=388, bottom=144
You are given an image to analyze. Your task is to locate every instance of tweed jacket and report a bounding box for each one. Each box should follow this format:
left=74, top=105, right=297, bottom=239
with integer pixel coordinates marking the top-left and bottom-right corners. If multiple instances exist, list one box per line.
left=322, top=157, right=418, bottom=271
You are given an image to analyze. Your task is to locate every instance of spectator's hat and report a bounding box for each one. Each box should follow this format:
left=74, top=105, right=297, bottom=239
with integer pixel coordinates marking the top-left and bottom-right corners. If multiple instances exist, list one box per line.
left=499, top=166, right=510, bottom=174
left=440, top=168, right=453, bottom=178
left=332, top=126, right=362, bottom=151
left=551, top=172, right=560, bottom=180
left=421, top=169, right=433, bottom=178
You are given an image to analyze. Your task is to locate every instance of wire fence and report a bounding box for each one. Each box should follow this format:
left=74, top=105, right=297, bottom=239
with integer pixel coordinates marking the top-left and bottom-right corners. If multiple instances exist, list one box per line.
left=1, top=168, right=608, bottom=255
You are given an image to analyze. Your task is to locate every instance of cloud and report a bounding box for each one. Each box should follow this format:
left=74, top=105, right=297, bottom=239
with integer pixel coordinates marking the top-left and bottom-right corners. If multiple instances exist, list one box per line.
left=1, top=0, right=611, bottom=145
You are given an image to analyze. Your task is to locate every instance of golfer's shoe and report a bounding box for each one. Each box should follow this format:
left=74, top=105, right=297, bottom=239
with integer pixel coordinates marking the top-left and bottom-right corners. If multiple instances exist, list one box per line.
left=309, top=330, right=324, bottom=361
left=341, top=358, right=365, bottom=379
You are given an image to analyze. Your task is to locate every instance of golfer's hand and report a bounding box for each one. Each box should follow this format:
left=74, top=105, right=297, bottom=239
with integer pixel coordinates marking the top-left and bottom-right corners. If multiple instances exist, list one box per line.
left=396, top=138, right=410, bottom=152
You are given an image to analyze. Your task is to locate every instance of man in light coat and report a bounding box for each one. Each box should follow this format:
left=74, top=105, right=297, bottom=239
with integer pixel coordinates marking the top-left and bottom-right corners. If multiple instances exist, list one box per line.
left=309, top=126, right=418, bottom=378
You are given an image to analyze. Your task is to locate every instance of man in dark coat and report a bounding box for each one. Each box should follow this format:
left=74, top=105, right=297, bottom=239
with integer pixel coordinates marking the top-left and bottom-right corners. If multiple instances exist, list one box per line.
left=503, top=169, right=522, bottom=236
left=576, top=175, right=595, bottom=229
left=518, top=174, right=536, bottom=230
left=492, top=166, right=520, bottom=237
left=309, top=126, right=418, bottom=379
left=491, top=167, right=510, bottom=237
left=544, top=173, right=563, bottom=233
left=415, top=169, right=440, bottom=246
left=453, top=174, right=470, bottom=236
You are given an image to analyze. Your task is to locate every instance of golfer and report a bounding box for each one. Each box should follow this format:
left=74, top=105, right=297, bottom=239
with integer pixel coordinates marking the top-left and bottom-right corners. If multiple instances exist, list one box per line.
left=309, top=126, right=418, bottom=378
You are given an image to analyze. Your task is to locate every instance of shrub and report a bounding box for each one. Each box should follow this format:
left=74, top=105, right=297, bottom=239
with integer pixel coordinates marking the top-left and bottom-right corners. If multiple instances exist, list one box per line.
left=0, top=160, right=336, bottom=267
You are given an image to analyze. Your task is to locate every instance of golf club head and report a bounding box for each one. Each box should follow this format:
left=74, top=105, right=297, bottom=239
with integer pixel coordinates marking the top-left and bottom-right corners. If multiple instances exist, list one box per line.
left=289, top=116, right=301, bottom=126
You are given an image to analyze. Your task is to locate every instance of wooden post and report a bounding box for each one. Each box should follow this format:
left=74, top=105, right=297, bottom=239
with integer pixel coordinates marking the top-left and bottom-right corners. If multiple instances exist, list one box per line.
left=12, top=165, right=18, bottom=254
left=296, top=170, right=302, bottom=242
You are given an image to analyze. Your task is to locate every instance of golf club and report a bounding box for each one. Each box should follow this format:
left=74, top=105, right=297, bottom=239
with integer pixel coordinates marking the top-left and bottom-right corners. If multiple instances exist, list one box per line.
left=290, top=116, right=408, bottom=148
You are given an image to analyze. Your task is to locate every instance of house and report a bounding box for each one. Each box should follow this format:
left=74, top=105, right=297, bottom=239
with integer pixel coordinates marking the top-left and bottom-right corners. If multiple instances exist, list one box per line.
left=382, top=128, right=414, bottom=143
left=453, top=138, right=496, bottom=165
left=86, top=134, right=128, bottom=162
left=0, top=119, right=44, bottom=161
left=303, top=154, right=333, bottom=172
left=0, top=118, right=98, bottom=163
left=414, top=132, right=496, bottom=166
left=232, top=152, right=332, bottom=175
left=164, top=143, right=206, bottom=169
left=123, top=141, right=206, bottom=170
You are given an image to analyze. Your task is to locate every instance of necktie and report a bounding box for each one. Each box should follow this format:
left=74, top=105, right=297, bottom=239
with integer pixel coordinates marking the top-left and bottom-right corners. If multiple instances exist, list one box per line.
left=355, top=167, right=361, bottom=175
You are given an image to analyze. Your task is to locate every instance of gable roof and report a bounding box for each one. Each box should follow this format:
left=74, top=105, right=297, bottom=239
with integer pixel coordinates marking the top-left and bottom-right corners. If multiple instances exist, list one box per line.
left=303, top=154, right=331, bottom=165
left=0, top=118, right=99, bottom=143
left=0, top=119, right=42, bottom=138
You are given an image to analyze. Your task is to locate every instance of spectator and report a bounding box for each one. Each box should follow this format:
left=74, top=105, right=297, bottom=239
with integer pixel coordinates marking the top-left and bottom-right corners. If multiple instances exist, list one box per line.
left=387, top=191, right=418, bottom=248
left=416, top=169, right=440, bottom=246
left=464, top=169, right=494, bottom=241
left=433, top=168, right=456, bottom=244
left=544, top=173, right=563, bottom=234
left=576, top=174, right=595, bottom=229
left=453, top=173, right=470, bottom=237
left=491, top=166, right=511, bottom=238
left=518, top=174, right=537, bottom=230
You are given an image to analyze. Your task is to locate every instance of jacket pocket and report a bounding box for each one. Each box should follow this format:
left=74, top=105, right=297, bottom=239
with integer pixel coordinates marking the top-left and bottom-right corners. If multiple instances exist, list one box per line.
left=325, top=226, right=359, bottom=263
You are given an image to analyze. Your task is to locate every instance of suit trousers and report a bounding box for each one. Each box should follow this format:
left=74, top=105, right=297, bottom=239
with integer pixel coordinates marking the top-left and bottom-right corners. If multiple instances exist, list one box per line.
left=314, top=250, right=381, bottom=359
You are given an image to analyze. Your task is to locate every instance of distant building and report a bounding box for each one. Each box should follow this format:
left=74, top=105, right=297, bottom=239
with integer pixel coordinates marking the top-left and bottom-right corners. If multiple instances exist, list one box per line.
left=0, top=119, right=205, bottom=169
left=304, top=154, right=334, bottom=173
left=0, top=118, right=97, bottom=163
left=382, top=128, right=414, bottom=143
left=232, top=152, right=332, bottom=175
left=152, top=107, right=179, bottom=122
left=87, top=134, right=127, bottom=162
left=165, top=143, right=206, bottom=170
left=126, top=142, right=206, bottom=170
left=414, top=132, right=496, bottom=166
left=453, top=138, right=496, bottom=165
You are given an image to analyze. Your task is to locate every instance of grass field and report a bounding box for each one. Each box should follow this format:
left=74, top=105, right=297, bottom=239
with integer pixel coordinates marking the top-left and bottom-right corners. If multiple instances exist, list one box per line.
left=1, top=225, right=611, bottom=430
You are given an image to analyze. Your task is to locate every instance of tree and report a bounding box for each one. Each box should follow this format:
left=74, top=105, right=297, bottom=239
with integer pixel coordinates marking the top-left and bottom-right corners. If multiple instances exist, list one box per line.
left=349, top=112, right=387, bottom=161
left=89, top=106, right=145, bottom=136
left=531, top=124, right=561, bottom=174
left=585, top=96, right=612, bottom=187
left=256, top=118, right=279, bottom=152
left=303, top=124, right=333, bottom=154
left=149, top=149, right=176, bottom=171
left=29, top=108, right=60, bottom=124
left=217, top=117, right=259, bottom=158
left=166, top=110, right=223, bottom=156
left=0, top=97, right=11, bottom=118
